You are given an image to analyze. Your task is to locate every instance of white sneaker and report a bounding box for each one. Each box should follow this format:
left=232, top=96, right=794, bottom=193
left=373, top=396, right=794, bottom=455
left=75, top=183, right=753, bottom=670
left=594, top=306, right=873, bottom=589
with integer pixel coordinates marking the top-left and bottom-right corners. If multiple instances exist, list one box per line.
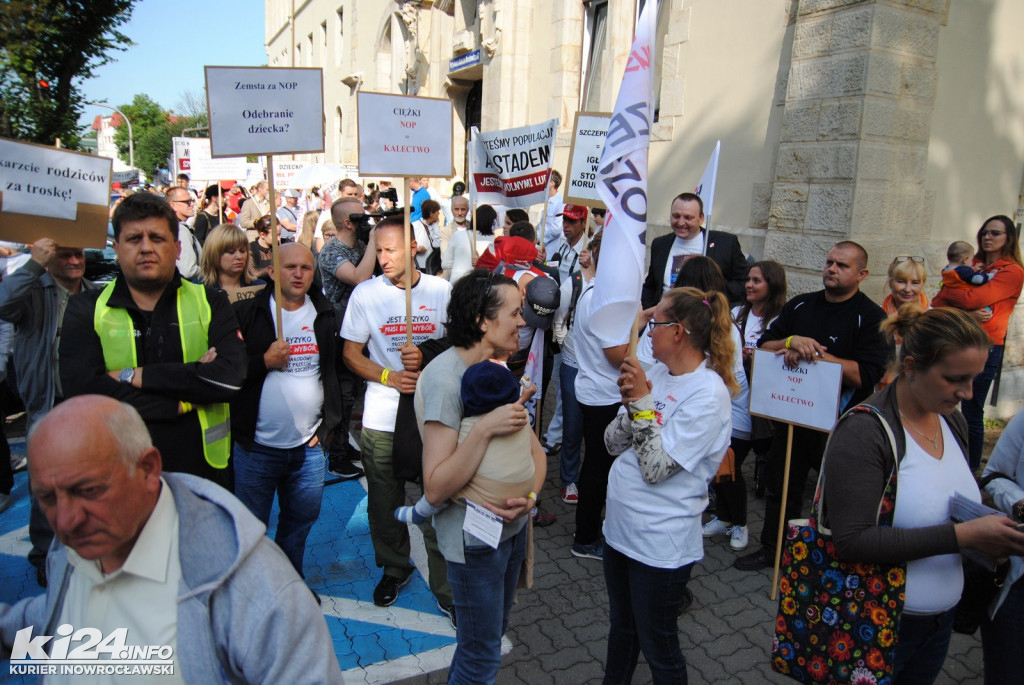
left=702, top=517, right=733, bottom=538
left=730, top=525, right=750, bottom=550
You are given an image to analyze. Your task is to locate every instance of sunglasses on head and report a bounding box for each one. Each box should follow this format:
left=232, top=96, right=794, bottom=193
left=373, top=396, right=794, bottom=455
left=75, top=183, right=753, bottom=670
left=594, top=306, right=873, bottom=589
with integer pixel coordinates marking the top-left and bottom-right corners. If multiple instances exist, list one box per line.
left=892, top=255, right=924, bottom=264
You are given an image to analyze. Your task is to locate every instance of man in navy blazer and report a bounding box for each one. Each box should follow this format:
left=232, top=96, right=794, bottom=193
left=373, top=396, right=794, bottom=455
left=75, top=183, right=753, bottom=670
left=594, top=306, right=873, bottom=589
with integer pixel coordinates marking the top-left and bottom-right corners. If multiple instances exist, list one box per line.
left=641, top=192, right=749, bottom=307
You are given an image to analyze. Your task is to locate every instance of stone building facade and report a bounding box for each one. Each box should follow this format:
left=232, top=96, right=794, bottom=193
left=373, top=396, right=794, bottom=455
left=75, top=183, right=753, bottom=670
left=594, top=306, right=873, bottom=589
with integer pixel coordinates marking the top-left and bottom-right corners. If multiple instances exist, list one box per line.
left=266, top=0, right=1024, bottom=416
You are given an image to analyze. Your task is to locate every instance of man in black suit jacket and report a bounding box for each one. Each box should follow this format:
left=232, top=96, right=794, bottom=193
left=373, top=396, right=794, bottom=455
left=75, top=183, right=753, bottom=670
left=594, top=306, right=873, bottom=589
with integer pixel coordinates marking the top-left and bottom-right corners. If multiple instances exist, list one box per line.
left=641, top=192, right=749, bottom=307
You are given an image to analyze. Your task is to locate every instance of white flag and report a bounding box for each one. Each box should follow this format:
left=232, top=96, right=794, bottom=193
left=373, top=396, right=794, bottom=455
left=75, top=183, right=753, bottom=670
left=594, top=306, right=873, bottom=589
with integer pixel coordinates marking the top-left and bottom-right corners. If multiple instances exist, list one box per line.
left=695, top=140, right=720, bottom=220
left=589, top=0, right=658, bottom=347
left=522, top=328, right=545, bottom=427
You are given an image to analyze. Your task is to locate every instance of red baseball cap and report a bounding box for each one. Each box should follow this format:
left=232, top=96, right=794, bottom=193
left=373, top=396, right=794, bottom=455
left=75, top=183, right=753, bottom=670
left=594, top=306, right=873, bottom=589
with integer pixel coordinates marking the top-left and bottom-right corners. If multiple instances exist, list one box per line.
left=558, top=204, right=588, bottom=221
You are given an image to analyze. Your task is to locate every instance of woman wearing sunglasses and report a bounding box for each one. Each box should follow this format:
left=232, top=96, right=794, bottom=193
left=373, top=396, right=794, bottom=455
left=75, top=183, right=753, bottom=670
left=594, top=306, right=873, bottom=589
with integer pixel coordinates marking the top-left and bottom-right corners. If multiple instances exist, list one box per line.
left=932, top=215, right=1024, bottom=471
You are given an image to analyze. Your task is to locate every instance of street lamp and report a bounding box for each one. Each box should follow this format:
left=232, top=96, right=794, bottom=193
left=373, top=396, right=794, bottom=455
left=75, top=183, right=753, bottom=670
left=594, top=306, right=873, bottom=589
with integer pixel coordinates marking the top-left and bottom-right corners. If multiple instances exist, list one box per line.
left=85, top=101, right=133, bottom=169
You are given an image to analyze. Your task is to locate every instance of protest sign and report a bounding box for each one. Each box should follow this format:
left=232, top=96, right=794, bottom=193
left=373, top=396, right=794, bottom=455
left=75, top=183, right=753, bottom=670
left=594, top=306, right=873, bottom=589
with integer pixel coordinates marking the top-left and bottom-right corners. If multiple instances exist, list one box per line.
left=564, top=112, right=611, bottom=207
left=188, top=138, right=248, bottom=182
left=356, top=91, right=454, bottom=177
left=468, top=119, right=558, bottom=209
left=205, top=66, right=325, bottom=157
left=271, top=160, right=308, bottom=190
left=172, top=137, right=191, bottom=177
left=748, top=349, right=842, bottom=432
left=0, top=137, right=111, bottom=248
left=223, top=285, right=266, bottom=303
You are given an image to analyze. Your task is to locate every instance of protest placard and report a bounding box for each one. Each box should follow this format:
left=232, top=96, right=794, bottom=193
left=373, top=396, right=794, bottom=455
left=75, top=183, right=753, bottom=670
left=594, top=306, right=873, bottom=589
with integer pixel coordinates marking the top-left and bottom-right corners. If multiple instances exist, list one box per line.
left=223, top=285, right=266, bottom=303
left=188, top=138, right=248, bottom=181
left=0, top=137, right=111, bottom=248
left=468, top=118, right=558, bottom=209
left=271, top=160, right=308, bottom=190
left=205, top=66, right=325, bottom=157
left=356, top=91, right=453, bottom=177
left=748, top=349, right=842, bottom=432
left=564, top=112, right=610, bottom=208
left=172, top=137, right=191, bottom=177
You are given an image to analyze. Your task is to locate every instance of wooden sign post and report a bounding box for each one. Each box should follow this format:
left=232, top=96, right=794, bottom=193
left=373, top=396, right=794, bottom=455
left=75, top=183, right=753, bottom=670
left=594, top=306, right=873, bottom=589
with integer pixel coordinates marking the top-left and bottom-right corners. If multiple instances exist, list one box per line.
left=205, top=65, right=325, bottom=341
left=747, top=349, right=843, bottom=600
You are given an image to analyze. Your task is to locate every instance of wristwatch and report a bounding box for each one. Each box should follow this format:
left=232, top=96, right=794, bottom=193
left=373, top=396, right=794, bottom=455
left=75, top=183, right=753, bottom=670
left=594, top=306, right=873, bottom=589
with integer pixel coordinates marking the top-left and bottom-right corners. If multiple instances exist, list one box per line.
left=119, top=367, right=135, bottom=384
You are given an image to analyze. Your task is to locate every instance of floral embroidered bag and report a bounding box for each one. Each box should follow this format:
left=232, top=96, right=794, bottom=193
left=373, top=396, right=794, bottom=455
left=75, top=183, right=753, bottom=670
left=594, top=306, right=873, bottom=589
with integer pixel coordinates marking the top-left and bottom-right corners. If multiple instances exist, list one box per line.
left=771, top=405, right=904, bottom=684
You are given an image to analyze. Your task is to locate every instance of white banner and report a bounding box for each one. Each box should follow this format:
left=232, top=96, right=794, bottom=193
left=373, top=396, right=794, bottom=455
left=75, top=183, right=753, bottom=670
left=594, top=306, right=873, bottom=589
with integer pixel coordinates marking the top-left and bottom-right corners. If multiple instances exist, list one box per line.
left=356, top=91, right=453, bottom=177
left=205, top=66, right=325, bottom=157
left=172, top=137, right=191, bottom=176
left=564, top=112, right=611, bottom=207
left=522, top=328, right=545, bottom=427
left=0, top=137, right=111, bottom=220
left=271, top=160, right=308, bottom=190
left=188, top=138, right=248, bottom=182
left=748, top=350, right=842, bottom=432
left=468, top=118, right=558, bottom=209
left=589, top=0, right=657, bottom=347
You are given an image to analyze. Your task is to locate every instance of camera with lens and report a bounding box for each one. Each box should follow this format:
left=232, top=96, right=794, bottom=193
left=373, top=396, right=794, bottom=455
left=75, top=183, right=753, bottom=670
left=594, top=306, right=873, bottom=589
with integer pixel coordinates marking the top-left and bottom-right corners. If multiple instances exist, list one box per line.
left=349, top=207, right=404, bottom=243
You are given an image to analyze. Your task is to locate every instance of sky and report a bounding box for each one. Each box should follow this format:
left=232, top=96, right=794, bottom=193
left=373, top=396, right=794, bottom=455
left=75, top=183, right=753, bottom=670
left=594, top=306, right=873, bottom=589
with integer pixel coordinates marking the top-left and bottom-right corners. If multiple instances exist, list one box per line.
left=78, top=1, right=267, bottom=127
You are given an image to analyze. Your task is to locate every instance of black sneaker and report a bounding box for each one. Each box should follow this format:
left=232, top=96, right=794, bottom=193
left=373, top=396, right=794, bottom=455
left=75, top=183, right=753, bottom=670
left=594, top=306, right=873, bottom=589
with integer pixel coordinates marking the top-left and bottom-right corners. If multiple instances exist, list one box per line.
left=372, top=574, right=410, bottom=607
left=541, top=441, right=561, bottom=456
left=733, top=547, right=773, bottom=571
left=437, top=600, right=457, bottom=629
left=310, top=588, right=322, bottom=606
left=328, top=459, right=364, bottom=481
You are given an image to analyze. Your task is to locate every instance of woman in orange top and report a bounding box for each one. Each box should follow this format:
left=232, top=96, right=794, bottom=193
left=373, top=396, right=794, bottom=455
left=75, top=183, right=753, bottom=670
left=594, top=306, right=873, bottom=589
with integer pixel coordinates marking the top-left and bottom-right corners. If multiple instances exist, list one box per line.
left=932, top=214, right=1024, bottom=470
left=883, top=255, right=929, bottom=317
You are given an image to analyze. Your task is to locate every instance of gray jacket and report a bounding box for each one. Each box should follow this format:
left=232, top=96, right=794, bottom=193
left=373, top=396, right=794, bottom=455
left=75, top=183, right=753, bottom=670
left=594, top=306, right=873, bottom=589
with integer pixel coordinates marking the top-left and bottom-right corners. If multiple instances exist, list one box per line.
left=0, top=259, right=96, bottom=427
left=0, top=473, right=344, bottom=684
left=982, top=408, right=1024, bottom=617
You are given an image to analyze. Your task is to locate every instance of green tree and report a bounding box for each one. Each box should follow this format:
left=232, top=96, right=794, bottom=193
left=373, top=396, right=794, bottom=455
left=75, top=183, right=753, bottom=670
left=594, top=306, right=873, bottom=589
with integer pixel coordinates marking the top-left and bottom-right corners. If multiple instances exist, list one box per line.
left=114, top=94, right=203, bottom=176
left=0, top=1, right=135, bottom=149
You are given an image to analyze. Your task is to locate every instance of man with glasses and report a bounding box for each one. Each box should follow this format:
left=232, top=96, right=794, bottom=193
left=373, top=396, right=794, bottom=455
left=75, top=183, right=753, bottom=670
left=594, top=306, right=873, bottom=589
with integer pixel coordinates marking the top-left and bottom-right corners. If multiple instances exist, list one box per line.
left=734, top=241, right=889, bottom=571
left=165, top=186, right=202, bottom=280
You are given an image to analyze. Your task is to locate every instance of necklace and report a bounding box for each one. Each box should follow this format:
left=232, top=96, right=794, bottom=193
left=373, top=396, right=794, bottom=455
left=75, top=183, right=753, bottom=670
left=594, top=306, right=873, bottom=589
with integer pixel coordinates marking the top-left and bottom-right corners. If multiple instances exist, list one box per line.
left=899, top=411, right=940, bottom=450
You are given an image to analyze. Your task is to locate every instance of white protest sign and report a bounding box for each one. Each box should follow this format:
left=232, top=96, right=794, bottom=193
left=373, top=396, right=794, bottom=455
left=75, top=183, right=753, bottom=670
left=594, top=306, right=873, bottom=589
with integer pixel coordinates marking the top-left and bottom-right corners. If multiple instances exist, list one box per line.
left=188, top=138, right=248, bottom=181
left=205, top=66, right=325, bottom=157
left=468, top=119, right=558, bottom=209
left=172, top=137, right=191, bottom=176
left=271, top=160, right=308, bottom=190
left=0, top=137, right=111, bottom=248
left=748, top=349, right=843, bottom=432
left=356, top=91, right=453, bottom=177
left=564, top=112, right=611, bottom=207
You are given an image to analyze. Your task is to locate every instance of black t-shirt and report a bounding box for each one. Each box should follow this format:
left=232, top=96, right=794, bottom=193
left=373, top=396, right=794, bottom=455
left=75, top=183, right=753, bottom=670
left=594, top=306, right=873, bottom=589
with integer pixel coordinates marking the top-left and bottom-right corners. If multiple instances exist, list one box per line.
left=759, top=290, right=890, bottom=408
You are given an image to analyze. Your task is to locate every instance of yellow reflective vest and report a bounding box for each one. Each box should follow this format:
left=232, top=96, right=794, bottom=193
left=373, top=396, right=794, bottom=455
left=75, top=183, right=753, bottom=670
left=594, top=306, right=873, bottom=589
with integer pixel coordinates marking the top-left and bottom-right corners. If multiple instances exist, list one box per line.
left=93, top=280, right=231, bottom=468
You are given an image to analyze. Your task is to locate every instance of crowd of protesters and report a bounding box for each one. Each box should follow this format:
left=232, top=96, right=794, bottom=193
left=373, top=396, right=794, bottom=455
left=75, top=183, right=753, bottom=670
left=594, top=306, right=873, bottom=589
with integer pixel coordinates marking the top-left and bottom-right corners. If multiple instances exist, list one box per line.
left=0, top=166, right=1022, bottom=685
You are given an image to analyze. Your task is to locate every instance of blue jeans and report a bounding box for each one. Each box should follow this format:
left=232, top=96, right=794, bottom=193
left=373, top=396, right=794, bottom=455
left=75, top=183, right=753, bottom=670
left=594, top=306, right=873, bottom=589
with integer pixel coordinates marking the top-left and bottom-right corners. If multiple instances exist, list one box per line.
left=981, top=577, right=1024, bottom=684
left=603, top=543, right=693, bottom=684
left=233, top=441, right=325, bottom=577
left=446, top=525, right=528, bottom=684
left=962, top=345, right=1003, bottom=470
left=891, top=608, right=956, bottom=685
left=559, top=361, right=583, bottom=486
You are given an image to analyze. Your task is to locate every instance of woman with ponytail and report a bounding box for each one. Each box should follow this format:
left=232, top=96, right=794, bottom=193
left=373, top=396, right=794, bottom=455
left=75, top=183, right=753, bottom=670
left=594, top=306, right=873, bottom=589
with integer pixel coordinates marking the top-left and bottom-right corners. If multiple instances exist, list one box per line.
left=600, top=287, right=737, bottom=683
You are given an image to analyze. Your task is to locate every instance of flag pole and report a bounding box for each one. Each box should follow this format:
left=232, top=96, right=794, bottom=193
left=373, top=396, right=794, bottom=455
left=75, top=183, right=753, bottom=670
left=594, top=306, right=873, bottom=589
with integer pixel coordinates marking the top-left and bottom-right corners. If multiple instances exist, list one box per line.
left=404, top=177, right=414, bottom=346
left=266, top=154, right=284, bottom=342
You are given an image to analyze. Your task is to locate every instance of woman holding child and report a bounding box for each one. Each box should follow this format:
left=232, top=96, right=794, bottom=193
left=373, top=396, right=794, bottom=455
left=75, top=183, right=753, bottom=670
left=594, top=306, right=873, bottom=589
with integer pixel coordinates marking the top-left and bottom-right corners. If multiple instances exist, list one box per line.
left=415, top=271, right=547, bottom=684
left=601, top=287, right=737, bottom=684
left=932, top=215, right=1023, bottom=470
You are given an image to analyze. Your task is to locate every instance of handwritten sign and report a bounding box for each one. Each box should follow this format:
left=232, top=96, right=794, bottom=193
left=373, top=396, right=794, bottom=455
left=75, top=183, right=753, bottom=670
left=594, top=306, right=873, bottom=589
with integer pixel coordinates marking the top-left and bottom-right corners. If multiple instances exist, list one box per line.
left=0, top=137, right=111, bottom=248
left=223, top=285, right=266, bottom=303
left=356, top=91, right=453, bottom=177
left=564, top=112, right=610, bottom=208
left=205, top=66, right=325, bottom=157
left=468, top=118, right=558, bottom=209
left=188, top=138, right=248, bottom=181
left=271, top=160, right=308, bottom=190
left=748, top=349, right=843, bottom=432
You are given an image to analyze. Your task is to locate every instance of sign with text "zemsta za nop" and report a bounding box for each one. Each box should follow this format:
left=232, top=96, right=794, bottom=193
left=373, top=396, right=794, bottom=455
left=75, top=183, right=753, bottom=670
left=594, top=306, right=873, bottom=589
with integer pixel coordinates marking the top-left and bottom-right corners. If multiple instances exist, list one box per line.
left=205, top=66, right=325, bottom=157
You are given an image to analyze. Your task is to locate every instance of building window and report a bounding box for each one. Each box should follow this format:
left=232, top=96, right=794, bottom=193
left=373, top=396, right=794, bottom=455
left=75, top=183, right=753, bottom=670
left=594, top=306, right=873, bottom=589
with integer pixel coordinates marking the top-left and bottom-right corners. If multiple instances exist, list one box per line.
left=335, top=8, right=344, bottom=66
left=581, top=0, right=608, bottom=112
left=653, top=0, right=669, bottom=121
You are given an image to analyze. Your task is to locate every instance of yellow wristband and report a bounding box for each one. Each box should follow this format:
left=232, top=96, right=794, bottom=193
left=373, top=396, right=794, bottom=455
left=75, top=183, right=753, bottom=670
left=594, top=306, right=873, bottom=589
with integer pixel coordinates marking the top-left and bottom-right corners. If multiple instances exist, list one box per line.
left=632, top=410, right=656, bottom=421
left=527, top=491, right=537, bottom=504
left=785, top=335, right=794, bottom=350
left=380, top=368, right=390, bottom=386
left=179, top=401, right=193, bottom=414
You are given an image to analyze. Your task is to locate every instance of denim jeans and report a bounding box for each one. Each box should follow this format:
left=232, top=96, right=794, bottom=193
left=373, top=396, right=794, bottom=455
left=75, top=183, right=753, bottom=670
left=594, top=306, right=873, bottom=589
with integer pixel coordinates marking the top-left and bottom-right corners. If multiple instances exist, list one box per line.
left=446, top=524, right=528, bottom=684
left=981, top=577, right=1024, bottom=683
left=558, top=361, right=583, bottom=486
left=962, top=344, right=1003, bottom=471
left=891, top=607, right=956, bottom=685
left=603, top=544, right=693, bottom=684
left=233, top=441, right=325, bottom=577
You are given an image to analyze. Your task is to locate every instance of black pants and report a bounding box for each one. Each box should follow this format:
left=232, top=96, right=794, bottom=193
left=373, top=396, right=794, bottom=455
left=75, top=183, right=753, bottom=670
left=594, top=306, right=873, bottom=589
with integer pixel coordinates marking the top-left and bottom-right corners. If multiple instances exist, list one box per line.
left=712, top=435, right=772, bottom=527
left=0, top=388, right=11, bottom=496
left=575, top=402, right=622, bottom=546
left=328, top=362, right=363, bottom=460
left=757, top=422, right=828, bottom=551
